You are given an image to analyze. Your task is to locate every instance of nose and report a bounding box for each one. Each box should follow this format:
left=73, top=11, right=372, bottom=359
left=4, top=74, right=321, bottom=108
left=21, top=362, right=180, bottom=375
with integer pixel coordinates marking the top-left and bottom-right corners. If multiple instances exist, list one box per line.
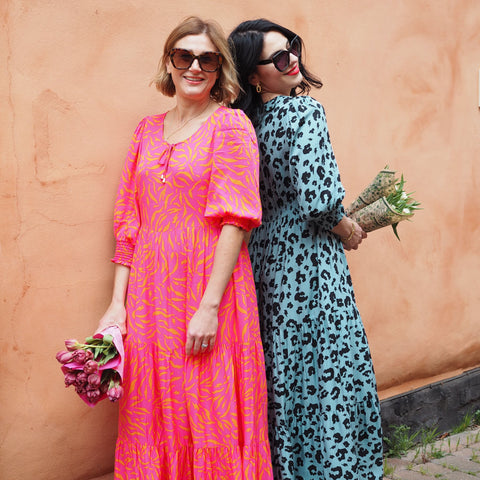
left=189, top=58, right=202, bottom=71
left=284, top=52, right=296, bottom=69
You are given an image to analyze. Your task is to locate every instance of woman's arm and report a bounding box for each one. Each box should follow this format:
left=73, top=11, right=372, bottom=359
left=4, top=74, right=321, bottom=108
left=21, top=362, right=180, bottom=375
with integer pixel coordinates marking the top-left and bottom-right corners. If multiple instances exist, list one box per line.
left=185, top=224, right=245, bottom=356
left=286, top=97, right=345, bottom=230
left=95, top=264, right=130, bottom=335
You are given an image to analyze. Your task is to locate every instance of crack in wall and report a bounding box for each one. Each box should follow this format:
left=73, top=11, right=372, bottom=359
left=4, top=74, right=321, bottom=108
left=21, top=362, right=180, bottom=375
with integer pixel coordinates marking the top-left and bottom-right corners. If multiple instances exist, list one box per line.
left=32, top=89, right=105, bottom=185
left=2, top=0, right=26, bottom=354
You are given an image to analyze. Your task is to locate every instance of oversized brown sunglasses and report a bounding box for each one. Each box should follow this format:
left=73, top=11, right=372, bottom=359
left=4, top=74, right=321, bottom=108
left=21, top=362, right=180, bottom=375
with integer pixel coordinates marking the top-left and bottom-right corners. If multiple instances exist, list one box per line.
left=169, top=48, right=223, bottom=72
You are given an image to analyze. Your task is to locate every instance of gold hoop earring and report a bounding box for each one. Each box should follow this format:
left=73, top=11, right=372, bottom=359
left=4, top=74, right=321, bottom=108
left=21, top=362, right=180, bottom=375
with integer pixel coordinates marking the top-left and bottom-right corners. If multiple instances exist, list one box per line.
left=256, top=83, right=262, bottom=93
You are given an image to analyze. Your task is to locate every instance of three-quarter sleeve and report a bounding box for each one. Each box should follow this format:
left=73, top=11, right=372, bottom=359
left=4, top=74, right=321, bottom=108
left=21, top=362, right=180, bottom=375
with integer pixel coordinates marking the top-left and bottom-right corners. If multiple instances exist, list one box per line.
left=204, top=111, right=262, bottom=232
left=286, top=97, right=345, bottom=231
left=111, top=118, right=146, bottom=266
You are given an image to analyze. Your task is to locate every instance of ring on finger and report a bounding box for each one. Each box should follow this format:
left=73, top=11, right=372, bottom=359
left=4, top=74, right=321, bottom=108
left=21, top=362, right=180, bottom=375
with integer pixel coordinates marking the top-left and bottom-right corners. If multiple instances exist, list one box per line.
left=201, top=343, right=208, bottom=348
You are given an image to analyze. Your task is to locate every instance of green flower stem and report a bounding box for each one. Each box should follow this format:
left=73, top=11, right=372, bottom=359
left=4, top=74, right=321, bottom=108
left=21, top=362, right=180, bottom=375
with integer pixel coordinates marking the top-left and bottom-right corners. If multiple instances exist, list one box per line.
left=78, top=344, right=111, bottom=350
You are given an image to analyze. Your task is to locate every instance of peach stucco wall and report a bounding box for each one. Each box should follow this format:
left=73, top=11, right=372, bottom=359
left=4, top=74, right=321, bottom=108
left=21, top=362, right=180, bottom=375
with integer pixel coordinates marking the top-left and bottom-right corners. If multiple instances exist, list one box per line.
left=2, top=1, right=479, bottom=478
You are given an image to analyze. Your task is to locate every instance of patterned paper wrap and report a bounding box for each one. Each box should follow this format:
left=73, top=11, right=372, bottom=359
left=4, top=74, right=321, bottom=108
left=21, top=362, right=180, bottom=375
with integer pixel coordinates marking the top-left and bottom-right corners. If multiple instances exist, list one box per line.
left=350, top=196, right=413, bottom=232
left=345, top=168, right=397, bottom=216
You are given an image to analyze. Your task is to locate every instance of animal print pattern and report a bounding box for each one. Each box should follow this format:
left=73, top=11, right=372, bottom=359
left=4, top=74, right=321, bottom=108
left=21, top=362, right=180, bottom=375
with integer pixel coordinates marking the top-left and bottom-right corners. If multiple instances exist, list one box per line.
left=111, top=108, right=273, bottom=479
left=248, top=96, right=383, bottom=480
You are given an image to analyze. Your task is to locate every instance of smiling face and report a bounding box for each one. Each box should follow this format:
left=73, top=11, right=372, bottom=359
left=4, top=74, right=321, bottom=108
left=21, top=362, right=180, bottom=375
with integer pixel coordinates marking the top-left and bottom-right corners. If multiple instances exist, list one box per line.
left=166, top=33, right=220, bottom=103
left=249, top=30, right=303, bottom=102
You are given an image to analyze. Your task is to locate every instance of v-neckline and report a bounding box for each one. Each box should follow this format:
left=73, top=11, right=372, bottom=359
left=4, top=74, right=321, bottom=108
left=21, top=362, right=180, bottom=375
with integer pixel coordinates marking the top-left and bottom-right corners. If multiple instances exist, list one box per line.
left=161, top=105, right=224, bottom=145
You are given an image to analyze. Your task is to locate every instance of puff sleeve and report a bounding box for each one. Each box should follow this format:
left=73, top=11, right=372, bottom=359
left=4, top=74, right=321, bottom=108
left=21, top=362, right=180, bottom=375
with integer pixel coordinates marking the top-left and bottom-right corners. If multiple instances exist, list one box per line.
left=286, top=97, right=345, bottom=231
left=204, top=110, right=262, bottom=232
left=110, top=118, right=146, bottom=266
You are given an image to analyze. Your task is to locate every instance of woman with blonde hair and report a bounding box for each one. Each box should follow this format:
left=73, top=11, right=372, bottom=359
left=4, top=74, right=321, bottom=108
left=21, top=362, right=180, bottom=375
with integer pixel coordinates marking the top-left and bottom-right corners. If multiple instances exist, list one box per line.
left=96, top=16, right=273, bottom=479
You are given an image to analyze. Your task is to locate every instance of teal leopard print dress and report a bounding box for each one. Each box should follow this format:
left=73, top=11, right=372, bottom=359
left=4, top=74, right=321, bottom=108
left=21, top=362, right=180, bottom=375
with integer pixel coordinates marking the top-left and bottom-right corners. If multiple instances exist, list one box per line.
left=248, top=95, right=383, bottom=480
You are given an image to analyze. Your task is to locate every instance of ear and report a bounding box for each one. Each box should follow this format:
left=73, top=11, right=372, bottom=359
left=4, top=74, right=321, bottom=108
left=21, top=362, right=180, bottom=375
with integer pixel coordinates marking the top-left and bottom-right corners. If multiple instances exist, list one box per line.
left=166, top=58, right=173, bottom=75
left=248, top=72, right=260, bottom=87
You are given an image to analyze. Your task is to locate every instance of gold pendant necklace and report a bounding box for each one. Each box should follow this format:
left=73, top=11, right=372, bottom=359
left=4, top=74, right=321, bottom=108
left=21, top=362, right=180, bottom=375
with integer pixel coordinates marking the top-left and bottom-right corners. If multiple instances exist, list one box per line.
left=164, top=102, right=212, bottom=142
left=159, top=102, right=213, bottom=185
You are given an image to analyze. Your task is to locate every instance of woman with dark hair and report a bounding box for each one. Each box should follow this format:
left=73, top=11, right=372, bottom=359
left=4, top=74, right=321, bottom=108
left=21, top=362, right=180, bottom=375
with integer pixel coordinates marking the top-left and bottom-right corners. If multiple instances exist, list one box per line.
left=229, top=19, right=383, bottom=480
left=96, top=16, right=273, bottom=479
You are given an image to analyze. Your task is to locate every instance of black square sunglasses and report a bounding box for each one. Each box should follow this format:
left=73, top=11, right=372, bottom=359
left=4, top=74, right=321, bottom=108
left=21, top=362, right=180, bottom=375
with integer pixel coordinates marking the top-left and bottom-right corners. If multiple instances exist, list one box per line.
left=257, top=35, right=302, bottom=72
left=169, top=48, right=223, bottom=72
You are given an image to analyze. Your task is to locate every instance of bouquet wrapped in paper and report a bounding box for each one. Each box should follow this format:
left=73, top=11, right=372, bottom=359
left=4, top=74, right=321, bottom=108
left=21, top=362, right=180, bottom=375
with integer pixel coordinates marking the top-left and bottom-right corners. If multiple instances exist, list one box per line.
left=345, top=167, right=421, bottom=240
left=56, top=326, right=124, bottom=407
left=344, top=167, right=398, bottom=216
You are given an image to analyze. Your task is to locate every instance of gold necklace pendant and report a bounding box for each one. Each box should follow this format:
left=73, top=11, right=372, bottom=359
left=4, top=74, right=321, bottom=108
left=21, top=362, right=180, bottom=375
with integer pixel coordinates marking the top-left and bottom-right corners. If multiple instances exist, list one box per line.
left=158, top=144, right=174, bottom=184
left=159, top=103, right=214, bottom=185
left=165, top=102, right=212, bottom=142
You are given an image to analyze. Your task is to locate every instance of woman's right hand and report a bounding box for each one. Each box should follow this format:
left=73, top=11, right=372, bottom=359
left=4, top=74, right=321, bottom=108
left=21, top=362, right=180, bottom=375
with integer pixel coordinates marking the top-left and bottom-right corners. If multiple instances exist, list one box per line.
left=332, top=216, right=367, bottom=251
left=341, top=219, right=367, bottom=251
left=95, top=300, right=127, bottom=335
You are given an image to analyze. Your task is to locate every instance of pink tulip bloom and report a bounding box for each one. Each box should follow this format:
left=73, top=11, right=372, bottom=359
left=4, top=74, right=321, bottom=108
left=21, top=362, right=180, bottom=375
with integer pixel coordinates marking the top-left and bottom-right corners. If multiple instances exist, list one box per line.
left=83, top=360, right=99, bottom=374
left=64, top=372, right=77, bottom=387
left=56, top=350, right=74, bottom=364
left=64, top=339, right=79, bottom=351
left=75, top=384, right=87, bottom=395
left=87, top=373, right=101, bottom=388
left=72, top=349, right=87, bottom=364
left=86, top=389, right=102, bottom=403
left=76, top=372, right=88, bottom=386
left=107, top=384, right=124, bottom=402
left=85, top=349, right=94, bottom=361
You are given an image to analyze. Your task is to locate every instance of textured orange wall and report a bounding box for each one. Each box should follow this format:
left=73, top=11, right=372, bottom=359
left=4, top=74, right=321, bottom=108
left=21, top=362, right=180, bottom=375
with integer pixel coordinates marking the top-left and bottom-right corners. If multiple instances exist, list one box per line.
left=2, top=1, right=479, bottom=478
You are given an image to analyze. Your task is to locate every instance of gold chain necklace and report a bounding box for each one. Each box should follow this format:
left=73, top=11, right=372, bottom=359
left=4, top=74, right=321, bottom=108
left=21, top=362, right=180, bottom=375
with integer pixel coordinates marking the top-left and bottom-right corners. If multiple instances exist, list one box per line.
left=165, top=102, right=212, bottom=142
left=159, top=102, right=213, bottom=184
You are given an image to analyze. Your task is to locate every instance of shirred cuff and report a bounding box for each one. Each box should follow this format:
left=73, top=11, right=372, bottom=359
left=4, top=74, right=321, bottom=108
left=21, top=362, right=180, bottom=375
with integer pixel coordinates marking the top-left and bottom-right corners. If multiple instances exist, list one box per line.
left=220, top=213, right=259, bottom=232
left=333, top=204, right=346, bottom=227
left=111, top=239, right=134, bottom=267
left=322, top=204, right=346, bottom=232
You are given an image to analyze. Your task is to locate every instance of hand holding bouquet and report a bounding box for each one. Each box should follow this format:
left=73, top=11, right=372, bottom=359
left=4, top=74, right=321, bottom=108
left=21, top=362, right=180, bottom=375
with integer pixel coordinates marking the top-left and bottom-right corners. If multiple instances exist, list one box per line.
left=56, top=326, right=124, bottom=407
left=345, top=167, right=421, bottom=240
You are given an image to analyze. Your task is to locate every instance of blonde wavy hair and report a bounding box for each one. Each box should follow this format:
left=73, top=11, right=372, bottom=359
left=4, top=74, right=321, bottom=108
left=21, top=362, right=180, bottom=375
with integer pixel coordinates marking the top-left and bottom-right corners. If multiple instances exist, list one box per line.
left=152, top=16, right=239, bottom=105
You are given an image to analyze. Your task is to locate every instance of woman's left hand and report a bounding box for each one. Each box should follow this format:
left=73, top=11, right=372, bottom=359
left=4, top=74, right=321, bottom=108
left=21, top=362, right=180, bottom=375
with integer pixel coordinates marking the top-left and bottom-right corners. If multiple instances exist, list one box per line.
left=184, top=224, right=244, bottom=356
left=185, top=304, right=218, bottom=356
left=342, top=220, right=367, bottom=251
left=332, top=216, right=367, bottom=251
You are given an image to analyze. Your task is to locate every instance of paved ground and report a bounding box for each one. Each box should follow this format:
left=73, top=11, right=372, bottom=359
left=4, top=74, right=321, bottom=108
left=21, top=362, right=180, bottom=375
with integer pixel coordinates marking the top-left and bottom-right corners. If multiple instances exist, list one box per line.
left=90, top=426, right=480, bottom=480
left=384, top=426, right=480, bottom=479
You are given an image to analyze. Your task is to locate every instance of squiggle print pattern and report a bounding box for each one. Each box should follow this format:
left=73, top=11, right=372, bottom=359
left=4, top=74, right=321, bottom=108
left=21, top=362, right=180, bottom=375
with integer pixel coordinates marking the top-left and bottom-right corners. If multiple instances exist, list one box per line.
left=111, top=107, right=273, bottom=479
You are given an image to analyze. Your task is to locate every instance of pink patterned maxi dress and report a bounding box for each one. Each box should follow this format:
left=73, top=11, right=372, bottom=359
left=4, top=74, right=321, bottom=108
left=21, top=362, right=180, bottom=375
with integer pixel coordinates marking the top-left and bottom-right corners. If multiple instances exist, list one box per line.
left=111, top=106, right=273, bottom=480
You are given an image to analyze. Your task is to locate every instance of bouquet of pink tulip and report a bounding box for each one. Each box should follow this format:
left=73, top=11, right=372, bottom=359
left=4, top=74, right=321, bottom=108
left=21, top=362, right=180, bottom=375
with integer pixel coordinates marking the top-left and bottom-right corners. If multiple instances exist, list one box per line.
left=345, top=167, right=421, bottom=240
left=56, top=326, right=124, bottom=407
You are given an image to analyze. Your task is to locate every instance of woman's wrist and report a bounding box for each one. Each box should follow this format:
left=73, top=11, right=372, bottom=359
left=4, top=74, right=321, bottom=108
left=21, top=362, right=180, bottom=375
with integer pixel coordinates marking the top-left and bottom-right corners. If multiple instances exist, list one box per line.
left=342, top=222, right=355, bottom=242
left=110, top=296, right=126, bottom=307
left=199, top=298, right=220, bottom=312
left=331, top=216, right=353, bottom=239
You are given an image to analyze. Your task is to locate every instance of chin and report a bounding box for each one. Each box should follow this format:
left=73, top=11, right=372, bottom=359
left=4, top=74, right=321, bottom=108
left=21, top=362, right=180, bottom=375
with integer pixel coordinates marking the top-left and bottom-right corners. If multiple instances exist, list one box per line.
left=293, top=72, right=304, bottom=82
